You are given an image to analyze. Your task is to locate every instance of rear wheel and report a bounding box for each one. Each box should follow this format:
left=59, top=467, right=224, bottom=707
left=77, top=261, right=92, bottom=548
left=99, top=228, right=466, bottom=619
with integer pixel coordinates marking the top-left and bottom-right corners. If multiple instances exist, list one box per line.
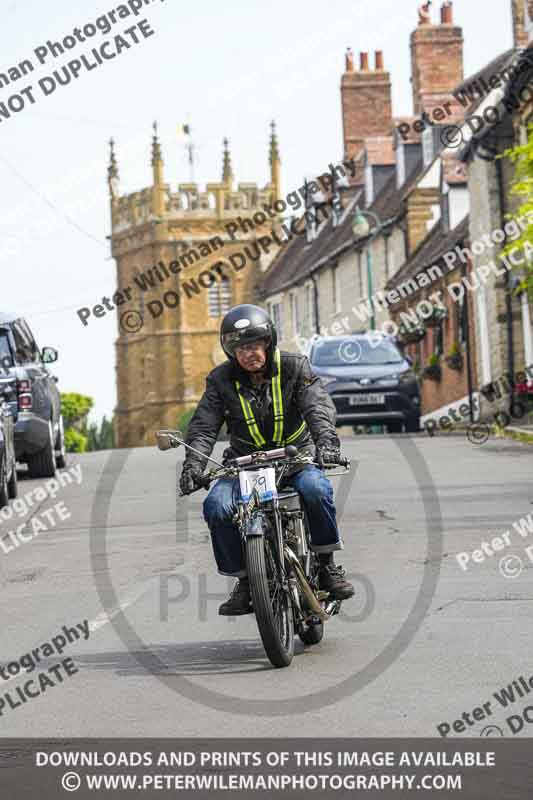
left=28, top=421, right=56, bottom=479
left=246, top=534, right=294, bottom=668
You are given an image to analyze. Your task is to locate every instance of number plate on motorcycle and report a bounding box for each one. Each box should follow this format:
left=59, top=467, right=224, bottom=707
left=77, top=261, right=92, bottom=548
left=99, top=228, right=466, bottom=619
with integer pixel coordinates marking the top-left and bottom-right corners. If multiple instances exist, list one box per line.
left=239, top=467, right=277, bottom=502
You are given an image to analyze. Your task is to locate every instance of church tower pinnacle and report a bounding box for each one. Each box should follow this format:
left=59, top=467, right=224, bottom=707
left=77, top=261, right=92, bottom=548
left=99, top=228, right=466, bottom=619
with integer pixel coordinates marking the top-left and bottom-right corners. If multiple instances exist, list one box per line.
left=269, top=120, right=281, bottom=203
left=108, top=137, right=119, bottom=199
left=222, top=137, right=234, bottom=188
left=151, top=121, right=165, bottom=219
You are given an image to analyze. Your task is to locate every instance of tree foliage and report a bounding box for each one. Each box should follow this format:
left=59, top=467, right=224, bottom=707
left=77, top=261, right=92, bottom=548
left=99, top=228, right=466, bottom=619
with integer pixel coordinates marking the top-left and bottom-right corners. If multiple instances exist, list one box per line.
left=60, top=392, right=93, bottom=453
left=501, top=124, right=533, bottom=297
left=64, top=428, right=87, bottom=453
left=60, top=393, right=94, bottom=430
left=87, top=416, right=115, bottom=451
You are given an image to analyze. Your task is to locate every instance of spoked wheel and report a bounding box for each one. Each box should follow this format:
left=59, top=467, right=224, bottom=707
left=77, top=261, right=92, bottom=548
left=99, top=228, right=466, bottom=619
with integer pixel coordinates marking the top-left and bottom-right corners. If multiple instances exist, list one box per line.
left=246, top=535, right=294, bottom=668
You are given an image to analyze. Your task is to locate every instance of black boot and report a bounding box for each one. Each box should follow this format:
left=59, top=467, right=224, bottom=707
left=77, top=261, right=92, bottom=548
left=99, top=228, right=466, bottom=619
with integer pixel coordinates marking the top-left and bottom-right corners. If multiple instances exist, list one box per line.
left=218, top=578, right=253, bottom=616
left=317, top=553, right=355, bottom=600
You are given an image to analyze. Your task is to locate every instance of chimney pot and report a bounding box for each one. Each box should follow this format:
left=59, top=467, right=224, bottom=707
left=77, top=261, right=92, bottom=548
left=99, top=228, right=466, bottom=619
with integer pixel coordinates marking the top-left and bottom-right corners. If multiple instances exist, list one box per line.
left=360, top=52, right=369, bottom=71
left=441, top=0, right=453, bottom=24
left=345, top=47, right=354, bottom=72
left=410, top=0, right=463, bottom=116
left=375, top=50, right=384, bottom=70
left=418, top=1, right=432, bottom=25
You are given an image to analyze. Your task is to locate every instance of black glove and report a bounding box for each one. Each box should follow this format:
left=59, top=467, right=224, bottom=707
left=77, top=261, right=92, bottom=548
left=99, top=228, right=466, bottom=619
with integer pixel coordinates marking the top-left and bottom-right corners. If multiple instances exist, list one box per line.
left=315, top=436, right=342, bottom=468
left=179, top=462, right=205, bottom=495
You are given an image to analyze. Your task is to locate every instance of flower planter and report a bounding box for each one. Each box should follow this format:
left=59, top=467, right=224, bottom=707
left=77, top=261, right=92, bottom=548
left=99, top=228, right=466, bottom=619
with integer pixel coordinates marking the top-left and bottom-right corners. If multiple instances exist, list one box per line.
left=399, top=329, right=426, bottom=345
left=423, top=364, right=442, bottom=382
left=445, top=353, right=463, bottom=371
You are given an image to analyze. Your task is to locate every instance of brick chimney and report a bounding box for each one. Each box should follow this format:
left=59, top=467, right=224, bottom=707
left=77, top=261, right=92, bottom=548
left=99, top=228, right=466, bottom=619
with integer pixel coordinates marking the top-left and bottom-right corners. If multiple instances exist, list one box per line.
left=410, top=1, right=464, bottom=117
left=512, top=0, right=530, bottom=47
left=341, top=48, right=393, bottom=163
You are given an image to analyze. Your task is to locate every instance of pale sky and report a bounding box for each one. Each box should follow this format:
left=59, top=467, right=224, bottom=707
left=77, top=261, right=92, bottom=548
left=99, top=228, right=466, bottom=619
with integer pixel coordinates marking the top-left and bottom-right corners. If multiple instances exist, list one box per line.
left=0, top=0, right=511, bottom=422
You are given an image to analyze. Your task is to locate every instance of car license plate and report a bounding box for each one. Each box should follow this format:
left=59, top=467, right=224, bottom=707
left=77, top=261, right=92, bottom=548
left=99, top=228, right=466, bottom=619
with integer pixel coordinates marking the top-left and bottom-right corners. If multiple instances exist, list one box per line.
left=349, top=393, right=385, bottom=406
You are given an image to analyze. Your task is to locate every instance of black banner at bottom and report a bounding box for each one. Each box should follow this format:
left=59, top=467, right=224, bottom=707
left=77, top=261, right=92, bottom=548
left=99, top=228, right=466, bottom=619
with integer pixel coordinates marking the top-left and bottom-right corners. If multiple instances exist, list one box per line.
left=0, top=738, right=531, bottom=798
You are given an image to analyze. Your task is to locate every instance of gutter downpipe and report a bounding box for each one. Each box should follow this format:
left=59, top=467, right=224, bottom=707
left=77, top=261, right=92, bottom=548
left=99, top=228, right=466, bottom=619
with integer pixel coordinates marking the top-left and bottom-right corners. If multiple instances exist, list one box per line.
left=496, top=155, right=515, bottom=413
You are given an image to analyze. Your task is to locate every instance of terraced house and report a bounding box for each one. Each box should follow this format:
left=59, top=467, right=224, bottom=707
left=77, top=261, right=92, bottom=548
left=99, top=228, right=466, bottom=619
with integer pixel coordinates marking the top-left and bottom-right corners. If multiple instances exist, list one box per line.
left=262, top=0, right=533, bottom=427
left=261, top=3, right=467, bottom=391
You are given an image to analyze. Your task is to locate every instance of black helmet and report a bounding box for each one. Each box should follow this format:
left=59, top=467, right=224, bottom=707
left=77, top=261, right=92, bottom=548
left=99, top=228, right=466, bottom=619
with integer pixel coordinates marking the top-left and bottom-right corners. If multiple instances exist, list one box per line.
left=220, top=304, right=277, bottom=362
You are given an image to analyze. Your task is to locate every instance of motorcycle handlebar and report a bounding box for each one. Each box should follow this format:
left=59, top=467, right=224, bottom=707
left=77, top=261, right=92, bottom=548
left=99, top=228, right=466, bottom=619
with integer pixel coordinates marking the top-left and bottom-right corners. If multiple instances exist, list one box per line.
left=231, top=444, right=298, bottom=466
left=179, top=453, right=350, bottom=497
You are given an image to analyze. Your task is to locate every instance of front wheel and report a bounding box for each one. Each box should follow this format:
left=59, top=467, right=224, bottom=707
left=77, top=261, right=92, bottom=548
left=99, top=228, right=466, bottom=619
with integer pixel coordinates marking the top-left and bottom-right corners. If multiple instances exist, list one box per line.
left=246, top=535, right=294, bottom=668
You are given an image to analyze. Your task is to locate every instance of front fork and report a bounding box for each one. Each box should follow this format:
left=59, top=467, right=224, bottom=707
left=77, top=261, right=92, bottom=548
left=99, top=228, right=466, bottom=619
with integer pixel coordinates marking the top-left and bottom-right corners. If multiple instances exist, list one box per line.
left=235, top=501, right=290, bottom=595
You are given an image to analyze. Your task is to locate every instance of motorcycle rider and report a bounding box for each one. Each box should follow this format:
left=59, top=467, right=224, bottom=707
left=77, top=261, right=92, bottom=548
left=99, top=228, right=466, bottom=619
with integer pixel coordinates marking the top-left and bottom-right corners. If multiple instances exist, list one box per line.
left=179, top=304, right=355, bottom=615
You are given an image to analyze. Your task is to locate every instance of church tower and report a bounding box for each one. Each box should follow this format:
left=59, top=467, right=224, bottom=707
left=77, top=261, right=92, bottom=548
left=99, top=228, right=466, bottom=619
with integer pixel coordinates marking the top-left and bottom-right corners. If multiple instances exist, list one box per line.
left=109, top=123, right=282, bottom=447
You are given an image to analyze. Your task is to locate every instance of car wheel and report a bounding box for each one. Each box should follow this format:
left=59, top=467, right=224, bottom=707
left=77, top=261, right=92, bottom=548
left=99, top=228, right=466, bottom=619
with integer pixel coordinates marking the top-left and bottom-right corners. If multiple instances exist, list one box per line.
left=55, top=416, right=67, bottom=470
left=405, top=415, right=421, bottom=433
left=27, top=421, right=57, bottom=479
left=0, top=460, right=8, bottom=508
left=7, top=461, right=17, bottom=499
left=386, top=422, right=403, bottom=434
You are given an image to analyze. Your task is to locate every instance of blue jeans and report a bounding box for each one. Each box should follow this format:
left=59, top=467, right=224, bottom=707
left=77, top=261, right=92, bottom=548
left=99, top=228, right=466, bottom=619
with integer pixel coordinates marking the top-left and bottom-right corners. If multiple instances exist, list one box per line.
left=203, top=465, right=343, bottom=577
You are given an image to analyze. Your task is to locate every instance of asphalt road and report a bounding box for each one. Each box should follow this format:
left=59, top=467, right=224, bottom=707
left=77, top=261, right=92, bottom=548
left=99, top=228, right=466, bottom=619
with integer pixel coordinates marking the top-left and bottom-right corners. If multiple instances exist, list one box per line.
left=1, top=432, right=532, bottom=738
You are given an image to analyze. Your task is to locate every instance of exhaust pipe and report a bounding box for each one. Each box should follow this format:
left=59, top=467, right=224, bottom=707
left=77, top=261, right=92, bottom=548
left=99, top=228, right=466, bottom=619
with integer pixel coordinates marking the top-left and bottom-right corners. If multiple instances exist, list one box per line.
left=284, top=546, right=330, bottom=622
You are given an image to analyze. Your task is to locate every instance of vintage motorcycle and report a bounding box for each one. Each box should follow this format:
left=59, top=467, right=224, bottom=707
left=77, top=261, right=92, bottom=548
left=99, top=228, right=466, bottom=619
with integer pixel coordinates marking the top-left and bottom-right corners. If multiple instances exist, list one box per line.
left=156, top=430, right=350, bottom=668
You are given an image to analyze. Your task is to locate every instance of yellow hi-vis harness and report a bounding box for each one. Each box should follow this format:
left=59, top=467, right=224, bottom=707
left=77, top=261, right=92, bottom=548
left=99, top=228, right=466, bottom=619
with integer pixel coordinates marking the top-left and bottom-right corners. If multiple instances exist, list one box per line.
left=234, top=348, right=307, bottom=449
